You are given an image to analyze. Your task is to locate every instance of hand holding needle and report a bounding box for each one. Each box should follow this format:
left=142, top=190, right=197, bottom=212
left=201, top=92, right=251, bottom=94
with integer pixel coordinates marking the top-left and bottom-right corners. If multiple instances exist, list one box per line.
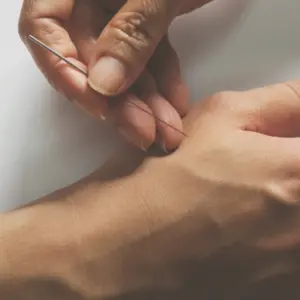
left=28, top=35, right=187, bottom=152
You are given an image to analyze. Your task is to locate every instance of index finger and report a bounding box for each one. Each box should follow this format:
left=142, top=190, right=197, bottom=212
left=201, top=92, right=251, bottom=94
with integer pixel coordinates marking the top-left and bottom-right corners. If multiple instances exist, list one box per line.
left=19, top=0, right=107, bottom=118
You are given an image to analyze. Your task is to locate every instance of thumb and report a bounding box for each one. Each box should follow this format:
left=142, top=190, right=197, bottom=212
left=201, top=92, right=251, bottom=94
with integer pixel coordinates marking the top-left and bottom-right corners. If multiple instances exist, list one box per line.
left=87, top=0, right=179, bottom=96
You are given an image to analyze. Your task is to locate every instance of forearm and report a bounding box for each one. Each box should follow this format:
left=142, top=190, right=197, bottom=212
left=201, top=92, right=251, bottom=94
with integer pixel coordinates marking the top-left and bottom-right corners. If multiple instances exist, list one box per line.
left=0, top=146, right=196, bottom=299
left=0, top=148, right=225, bottom=299
left=2, top=149, right=297, bottom=300
left=0, top=162, right=151, bottom=298
left=0, top=144, right=153, bottom=298
left=6, top=135, right=275, bottom=300
left=0, top=200, right=81, bottom=299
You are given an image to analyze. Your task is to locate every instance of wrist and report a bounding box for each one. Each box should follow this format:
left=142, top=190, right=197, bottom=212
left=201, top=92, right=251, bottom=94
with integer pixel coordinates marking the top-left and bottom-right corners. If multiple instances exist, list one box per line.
left=0, top=159, right=172, bottom=299
left=74, top=156, right=223, bottom=296
left=0, top=154, right=224, bottom=299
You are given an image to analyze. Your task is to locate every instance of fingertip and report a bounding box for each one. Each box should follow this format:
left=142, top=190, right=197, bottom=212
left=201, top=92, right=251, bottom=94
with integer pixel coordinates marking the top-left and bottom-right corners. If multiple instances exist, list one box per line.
left=56, top=59, right=108, bottom=120
left=88, top=57, right=129, bottom=96
left=150, top=37, right=190, bottom=117
left=73, top=100, right=107, bottom=120
left=157, top=122, right=185, bottom=153
left=167, top=80, right=190, bottom=117
left=141, top=92, right=184, bottom=151
left=118, top=126, right=152, bottom=152
left=154, top=66, right=190, bottom=118
left=55, top=58, right=87, bottom=94
left=113, top=94, right=156, bottom=151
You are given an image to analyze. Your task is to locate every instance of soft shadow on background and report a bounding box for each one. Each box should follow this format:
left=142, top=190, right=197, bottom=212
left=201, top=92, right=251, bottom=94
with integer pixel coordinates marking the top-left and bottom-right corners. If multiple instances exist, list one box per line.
left=0, top=68, right=119, bottom=210
left=1, top=0, right=300, bottom=211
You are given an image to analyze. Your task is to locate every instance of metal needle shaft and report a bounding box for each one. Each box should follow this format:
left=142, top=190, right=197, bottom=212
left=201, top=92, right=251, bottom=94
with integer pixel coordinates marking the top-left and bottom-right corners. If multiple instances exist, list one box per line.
left=28, top=35, right=87, bottom=75
left=28, top=35, right=187, bottom=137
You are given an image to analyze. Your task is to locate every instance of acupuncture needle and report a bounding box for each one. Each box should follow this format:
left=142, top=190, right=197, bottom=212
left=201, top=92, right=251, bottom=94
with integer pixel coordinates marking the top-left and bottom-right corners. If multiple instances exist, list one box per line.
left=28, top=35, right=188, bottom=137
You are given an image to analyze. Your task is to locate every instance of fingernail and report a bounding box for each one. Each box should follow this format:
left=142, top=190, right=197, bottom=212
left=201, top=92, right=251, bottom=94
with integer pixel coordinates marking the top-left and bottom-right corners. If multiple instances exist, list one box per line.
left=157, top=133, right=169, bottom=154
left=156, top=133, right=169, bottom=154
left=118, top=127, right=137, bottom=146
left=118, top=127, right=147, bottom=151
left=88, top=57, right=126, bottom=96
left=140, top=141, right=148, bottom=152
left=161, top=141, right=170, bottom=154
left=74, top=101, right=106, bottom=121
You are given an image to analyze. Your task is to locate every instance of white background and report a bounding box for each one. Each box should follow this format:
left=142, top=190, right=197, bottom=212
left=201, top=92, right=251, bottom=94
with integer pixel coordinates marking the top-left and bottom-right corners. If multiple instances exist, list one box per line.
left=1, top=0, right=300, bottom=211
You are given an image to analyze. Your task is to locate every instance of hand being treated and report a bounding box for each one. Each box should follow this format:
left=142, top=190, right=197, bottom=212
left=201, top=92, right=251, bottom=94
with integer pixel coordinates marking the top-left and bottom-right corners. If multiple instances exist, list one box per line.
left=18, top=0, right=212, bottom=152
left=3, top=80, right=300, bottom=299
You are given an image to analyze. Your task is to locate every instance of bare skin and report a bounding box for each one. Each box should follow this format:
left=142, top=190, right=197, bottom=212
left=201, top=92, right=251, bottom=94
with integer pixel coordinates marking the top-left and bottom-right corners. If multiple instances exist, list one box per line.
left=18, top=0, right=213, bottom=151
left=2, top=79, right=300, bottom=299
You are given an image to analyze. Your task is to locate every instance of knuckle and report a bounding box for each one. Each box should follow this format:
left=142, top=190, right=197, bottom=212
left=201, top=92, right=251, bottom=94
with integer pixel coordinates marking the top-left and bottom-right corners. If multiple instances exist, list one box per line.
left=18, top=15, right=30, bottom=40
left=18, top=5, right=38, bottom=40
left=205, top=91, right=240, bottom=112
left=18, top=13, right=39, bottom=41
left=109, top=11, right=156, bottom=54
left=264, top=177, right=300, bottom=207
left=281, top=81, right=300, bottom=101
left=183, top=91, right=242, bottom=134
